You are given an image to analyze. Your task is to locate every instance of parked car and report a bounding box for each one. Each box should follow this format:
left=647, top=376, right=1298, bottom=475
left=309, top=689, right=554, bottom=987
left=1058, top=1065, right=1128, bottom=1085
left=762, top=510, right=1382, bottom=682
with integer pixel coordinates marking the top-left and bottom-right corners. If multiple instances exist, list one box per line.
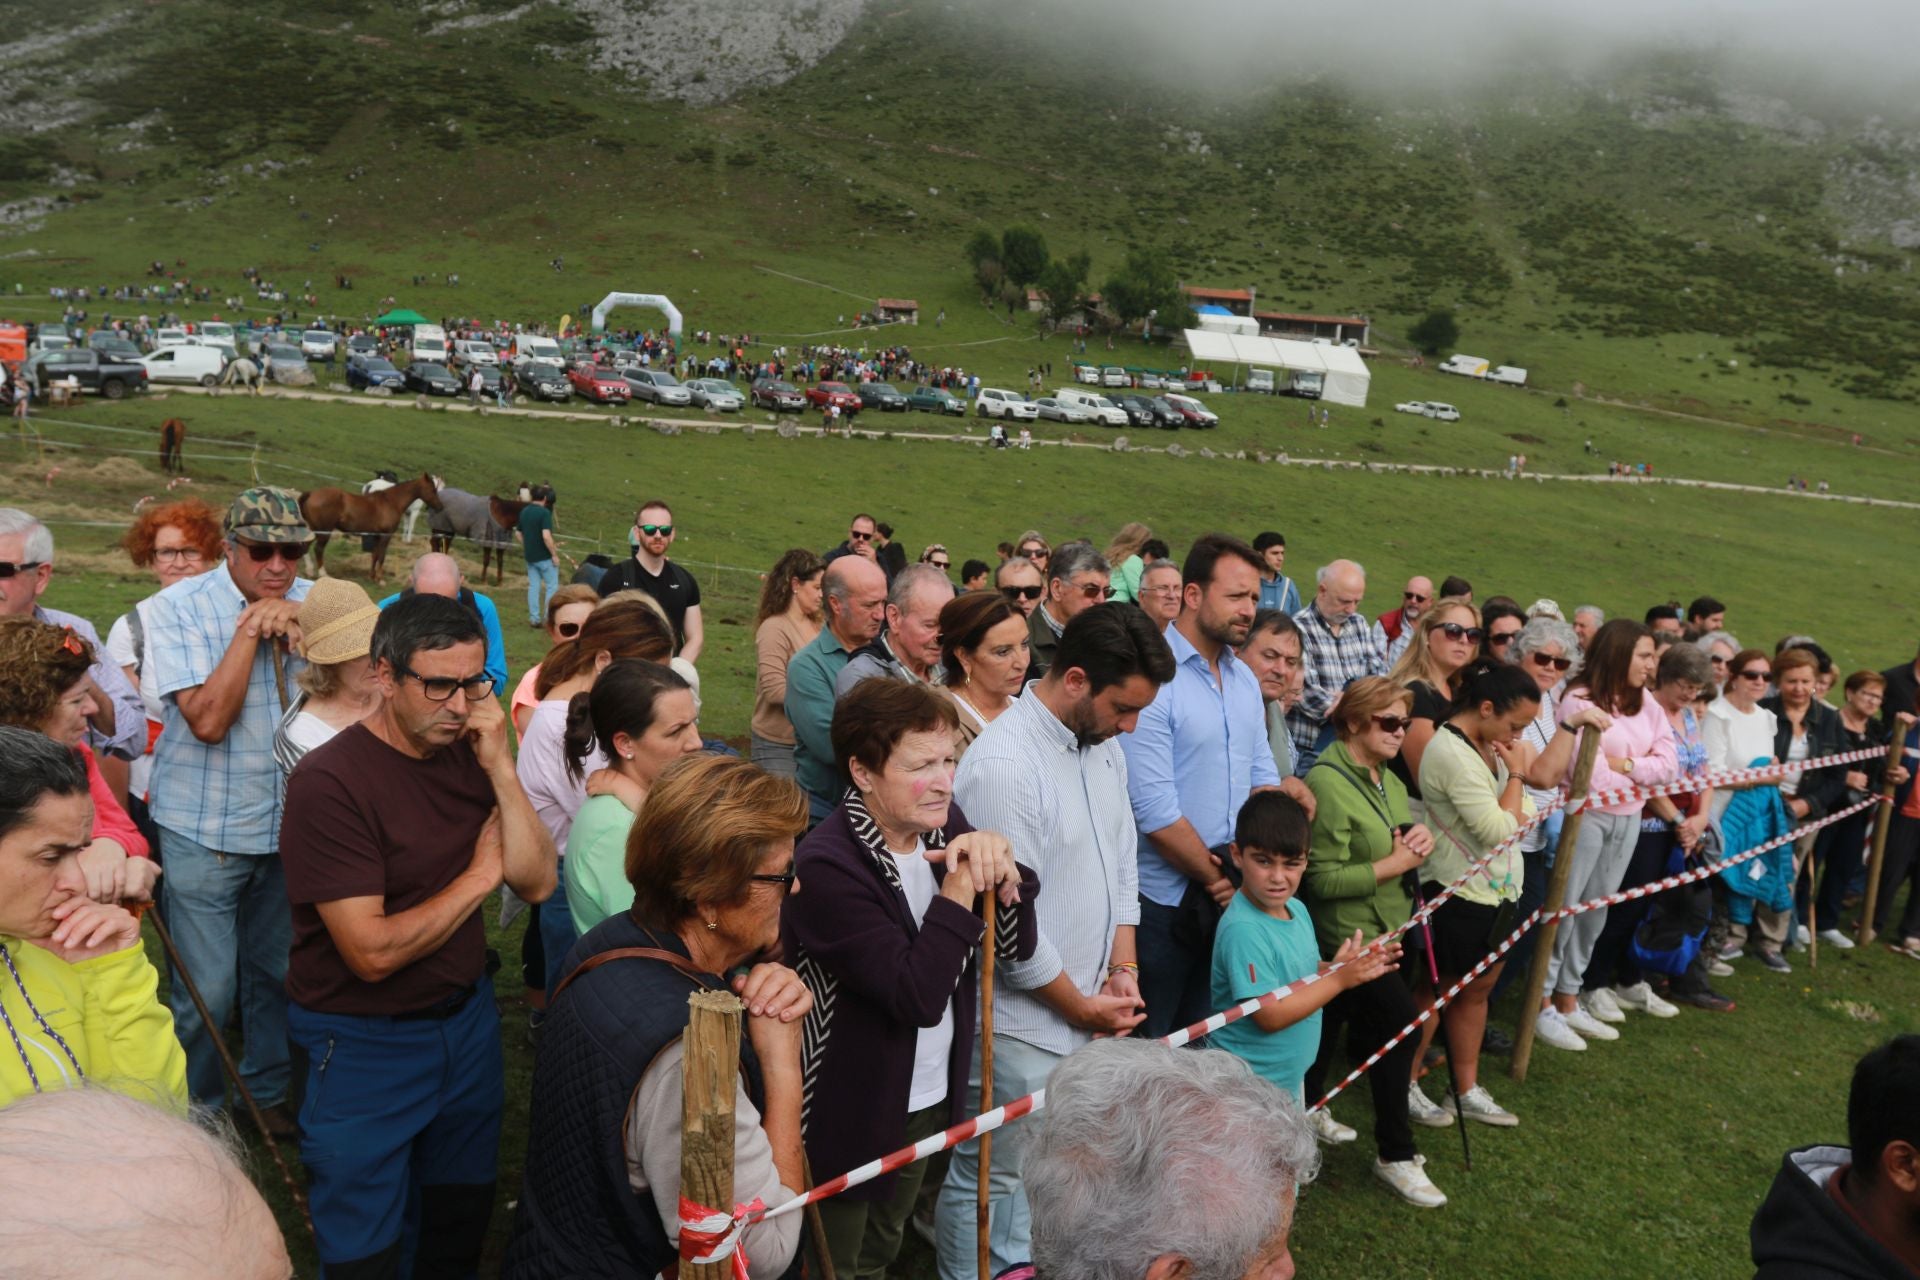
left=1072, top=364, right=1101, bottom=385
left=139, top=345, right=226, bottom=387
left=346, top=354, right=406, bottom=391
left=1056, top=389, right=1128, bottom=427
left=568, top=363, right=632, bottom=404
left=508, top=334, right=566, bottom=368
left=1162, top=392, right=1218, bottom=428
left=28, top=348, right=149, bottom=400
left=515, top=362, right=572, bottom=402
left=472, top=364, right=505, bottom=397
left=300, top=330, right=338, bottom=362
left=751, top=378, right=806, bottom=411
left=262, top=345, right=315, bottom=387
left=1394, top=400, right=1431, bottom=416
left=1110, top=394, right=1171, bottom=429
left=1138, top=372, right=1165, bottom=389
left=857, top=381, right=908, bottom=412
left=805, top=381, right=863, bottom=413
left=403, top=361, right=460, bottom=396
left=623, top=369, right=692, bottom=406
left=152, top=327, right=193, bottom=350
left=452, top=339, right=499, bottom=369
left=906, top=385, right=966, bottom=416
left=687, top=378, right=743, bottom=412
left=197, top=322, right=235, bottom=348
left=1100, top=366, right=1129, bottom=388
left=1425, top=402, right=1461, bottom=422
left=976, top=388, right=1038, bottom=420
left=343, top=334, right=378, bottom=363
left=88, top=331, right=144, bottom=361
left=1033, top=396, right=1093, bottom=424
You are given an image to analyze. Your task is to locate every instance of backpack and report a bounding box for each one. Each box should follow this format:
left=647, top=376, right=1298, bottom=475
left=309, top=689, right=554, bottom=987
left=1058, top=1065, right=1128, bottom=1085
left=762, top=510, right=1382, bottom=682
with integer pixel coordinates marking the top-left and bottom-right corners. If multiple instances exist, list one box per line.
left=1628, top=839, right=1712, bottom=977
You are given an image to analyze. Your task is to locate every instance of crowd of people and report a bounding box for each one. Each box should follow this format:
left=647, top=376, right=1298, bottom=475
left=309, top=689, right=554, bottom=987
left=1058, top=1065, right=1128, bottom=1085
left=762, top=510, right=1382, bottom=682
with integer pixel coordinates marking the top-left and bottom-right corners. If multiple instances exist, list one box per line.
left=2, top=485, right=1918, bottom=1280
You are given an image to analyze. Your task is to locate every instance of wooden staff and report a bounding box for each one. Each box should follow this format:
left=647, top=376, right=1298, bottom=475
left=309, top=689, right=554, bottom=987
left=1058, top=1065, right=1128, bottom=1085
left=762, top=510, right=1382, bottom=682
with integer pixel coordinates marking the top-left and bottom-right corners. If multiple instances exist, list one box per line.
left=1511, top=728, right=1600, bottom=1083
left=682, top=989, right=744, bottom=1278
left=977, top=897, right=998, bottom=1280
left=269, top=636, right=290, bottom=711
left=1856, top=729, right=1909, bottom=947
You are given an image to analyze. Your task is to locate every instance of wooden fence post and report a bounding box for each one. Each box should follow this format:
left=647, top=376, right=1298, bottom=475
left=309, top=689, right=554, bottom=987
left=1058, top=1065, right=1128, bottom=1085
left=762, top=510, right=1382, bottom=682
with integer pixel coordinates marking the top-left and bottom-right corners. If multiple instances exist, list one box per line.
left=1856, top=733, right=1908, bottom=947
left=1511, top=728, right=1601, bottom=1083
left=682, top=989, right=745, bottom=1277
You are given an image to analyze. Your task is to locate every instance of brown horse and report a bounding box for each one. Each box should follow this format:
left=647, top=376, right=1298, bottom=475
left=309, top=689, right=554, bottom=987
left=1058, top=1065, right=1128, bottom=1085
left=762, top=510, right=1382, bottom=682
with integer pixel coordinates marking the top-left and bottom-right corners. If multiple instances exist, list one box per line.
left=158, top=418, right=187, bottom=474
left=299, top=473, right=442, bottom=582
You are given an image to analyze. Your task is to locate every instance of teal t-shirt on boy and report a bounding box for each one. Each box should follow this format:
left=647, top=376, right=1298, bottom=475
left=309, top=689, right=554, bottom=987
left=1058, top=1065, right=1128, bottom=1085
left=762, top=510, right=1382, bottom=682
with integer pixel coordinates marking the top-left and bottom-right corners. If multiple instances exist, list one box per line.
left=1209, top=891, right=1324, bottom=1104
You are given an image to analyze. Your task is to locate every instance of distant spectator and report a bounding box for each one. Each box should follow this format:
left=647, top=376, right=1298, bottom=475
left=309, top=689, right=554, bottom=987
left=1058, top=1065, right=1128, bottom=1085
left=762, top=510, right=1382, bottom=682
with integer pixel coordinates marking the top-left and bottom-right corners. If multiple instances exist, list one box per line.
left=751, top=550, right=825, bottom=779
left=959, top=559, right=991, bottom=591
left=1481, top=598, right=1528, bottom=664
left=1026, top=542, right=1110, bottom=682
left=1102, top=522, right=1153, bottom=604
left=1572, top=605, right=1606, bottom=649
left=1686, top=595, right=1727, bottom=638
left=1136, top=559, right=1183, bottom=628
left=1438, top=575, right=1473, bottom=603
left=1252, top=531, right=1302, bottom=616
left=1645, top=604, right=1684, bottom=639
left=596, top=500, right=704, bottom=662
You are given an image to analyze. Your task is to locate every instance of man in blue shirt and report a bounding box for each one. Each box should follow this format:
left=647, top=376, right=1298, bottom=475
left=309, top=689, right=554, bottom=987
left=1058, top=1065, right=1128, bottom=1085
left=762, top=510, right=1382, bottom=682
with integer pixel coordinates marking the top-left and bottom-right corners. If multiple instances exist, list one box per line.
left=377, top=552, right=509, bottom=695
left=1253, top=531, right=1301, bottom=617
left=1121, top=534, right=1316, bottom=1039
left=786, top=555, right=887, bottom=821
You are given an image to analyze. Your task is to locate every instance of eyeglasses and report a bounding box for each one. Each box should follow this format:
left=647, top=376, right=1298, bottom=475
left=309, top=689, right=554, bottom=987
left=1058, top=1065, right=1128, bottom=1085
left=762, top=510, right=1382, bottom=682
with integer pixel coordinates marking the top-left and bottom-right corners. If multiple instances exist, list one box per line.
left=1139, top=584, right=1180, bottom=595
left=1371, top=715, right=1413, bottom=734
left=1436, top=622, right=1485, bottom=643
left=554, top=621, right=581, bottom=639
left=1738, top=669, right=1770, bottom=682
left=1001, top=585, right=1043, bottom=601
left=750, top=869, right=798, bottom=891
left=154, top=546, right=206, bottom=564
left=1528, top=652, right=1573, bottom=672
left=1487, top=630, right=1519, bottom=647
left=1074, top=582, right=1117, bottom=600
left=849, top=530, right=874, bottom=542
left=929, top=559, right=950, bottom=569
left=1404, top=591, right=1430, bottom=603
left=638, top=523, right=673, bottom=537
left=0, top=560, right=44, bottom=579
left=396, top=666, right=497, bottom=702
left=1709, top=655, right=1730, bottom=667
left=1021, top=547, right=1048, bottom=561
left=238, top=540, right=311, bottom=564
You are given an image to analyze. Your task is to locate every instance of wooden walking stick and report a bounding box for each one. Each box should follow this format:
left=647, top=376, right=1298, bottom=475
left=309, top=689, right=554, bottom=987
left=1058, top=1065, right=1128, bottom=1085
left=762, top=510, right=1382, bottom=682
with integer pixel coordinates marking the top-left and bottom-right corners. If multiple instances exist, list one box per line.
left=1857, top=728, right=1909, bottom=947
left=977, top=897, right=997, bottom=1280
left=681, top=989, right=744, bottom=1278
left=1511, top=728, right=1600, bottom=1084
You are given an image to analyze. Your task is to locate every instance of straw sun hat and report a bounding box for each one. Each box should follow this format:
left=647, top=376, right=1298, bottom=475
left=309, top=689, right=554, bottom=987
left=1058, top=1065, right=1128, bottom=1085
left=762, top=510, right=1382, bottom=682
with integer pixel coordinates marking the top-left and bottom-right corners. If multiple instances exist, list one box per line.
left=296, top=578, right=381, bottom=666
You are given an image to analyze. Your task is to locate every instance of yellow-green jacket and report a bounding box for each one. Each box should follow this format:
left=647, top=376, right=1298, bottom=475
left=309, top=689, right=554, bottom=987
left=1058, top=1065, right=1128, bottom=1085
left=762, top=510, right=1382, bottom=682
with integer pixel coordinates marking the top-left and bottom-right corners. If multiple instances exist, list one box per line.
left=0, top=934, right=187, bottom=1110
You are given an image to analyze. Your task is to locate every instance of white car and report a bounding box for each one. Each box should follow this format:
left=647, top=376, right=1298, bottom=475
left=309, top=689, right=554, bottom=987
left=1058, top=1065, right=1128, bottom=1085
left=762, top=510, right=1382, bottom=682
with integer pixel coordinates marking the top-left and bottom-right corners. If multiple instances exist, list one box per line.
left=453, top=339, right=499, bottom=367
left=1425, top=402, right=1461, bottom=422
left=976, top=388, right=1039, bottom=420
left=299, top=330, right=338, bottom=361
left=1100, top=366, right=1129, bottom=388
left=1072, top=364, right=1102, bottom=385
left=1033, top=396, right=1094, bottom=424
left=1395, top=400, right=1430, bottom=415
left=152, top=328, right=193, bottom=350
left=1056, top=389, right=1128, bottom=427
left=623, top=368, right=692, bottom=406
left=687, top=378, right=743, bottom=411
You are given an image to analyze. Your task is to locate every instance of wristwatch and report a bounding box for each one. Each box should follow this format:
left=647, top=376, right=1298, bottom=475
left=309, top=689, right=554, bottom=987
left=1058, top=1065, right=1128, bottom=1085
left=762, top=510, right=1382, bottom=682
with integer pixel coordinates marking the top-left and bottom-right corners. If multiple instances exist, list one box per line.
left=1621, top=756, right=1635, bottom=775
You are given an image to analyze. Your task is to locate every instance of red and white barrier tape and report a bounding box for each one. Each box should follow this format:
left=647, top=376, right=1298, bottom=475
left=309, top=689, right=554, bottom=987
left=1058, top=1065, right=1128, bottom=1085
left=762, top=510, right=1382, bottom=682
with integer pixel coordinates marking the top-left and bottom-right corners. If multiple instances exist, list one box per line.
left=677, top=1194, right=764, bottom=1280
left=1568, top=744, right=1886, bottom=813
left=1306, top=793, right=1883, bottom=1114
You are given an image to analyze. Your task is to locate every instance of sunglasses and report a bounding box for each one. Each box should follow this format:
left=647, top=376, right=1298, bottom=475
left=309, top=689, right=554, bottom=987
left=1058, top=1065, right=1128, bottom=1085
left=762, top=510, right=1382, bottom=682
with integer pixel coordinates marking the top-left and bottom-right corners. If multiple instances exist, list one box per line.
left=1529, top=652, right=1573, bottom=672
left=751, top=869, right=798, bottom=891
left=638, top=523, right=673, bottom=537
left=397, top=666, right=497, bottom=702
left=1371, top=715, right=1413, bottom=734
left=1001, top=585, right=1043, bottom=601
left=1074, top=582, right=1117, bottom=600
left=849, top=530, right=874, bottom=541
left=554, top=620, right=581, bottom=639
left=0, top=560, right=43, bottom=579
left=1436, top=622, right=1485, bottom=643
left=1021, top=547, right=1049, bottom=560
left=239, top=541, right=311, bottom=563
left=1709, top=655, right=1730, bottom=666
left=930, top=559, right=950, bottom=569
left=1404, top=591, right=1430, bottom=603
left=1738, top=669, right=1771, bottom=682
left=1487, top=631, right=1518, bottom=647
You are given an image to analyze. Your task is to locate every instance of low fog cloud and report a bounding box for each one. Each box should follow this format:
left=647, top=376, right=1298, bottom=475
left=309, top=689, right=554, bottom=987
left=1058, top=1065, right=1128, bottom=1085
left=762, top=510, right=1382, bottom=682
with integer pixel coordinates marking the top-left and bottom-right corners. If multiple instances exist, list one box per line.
left=972, top=0, right=1920, bottom=104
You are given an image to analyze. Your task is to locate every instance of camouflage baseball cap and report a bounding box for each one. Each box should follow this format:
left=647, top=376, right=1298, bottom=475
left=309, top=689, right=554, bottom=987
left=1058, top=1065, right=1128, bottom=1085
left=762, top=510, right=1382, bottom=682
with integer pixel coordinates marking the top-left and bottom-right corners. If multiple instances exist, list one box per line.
left=225, top=486, right=312, bottom=541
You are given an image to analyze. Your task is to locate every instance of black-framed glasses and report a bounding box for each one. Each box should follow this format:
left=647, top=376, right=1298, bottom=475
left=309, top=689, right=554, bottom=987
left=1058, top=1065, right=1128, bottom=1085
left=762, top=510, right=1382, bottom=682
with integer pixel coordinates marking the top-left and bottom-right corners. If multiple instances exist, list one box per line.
left=1021, top=547, right=1048, bottom=561
left=1371, top=715, right=1413, bottom=734
left=397, top=666, right=496, bottom=702
left=638, top=523, right=673, bottom=537
left=1436, top=622, right=1485, bottom=643
left=238, top=540, right=311, bottom=563
left=849, top=530, right=874, bottom=541
left=1404, top=591, right=1430, bottom=603
left=1529, top=652, right=1573, bottom=672
left=0, top=560, right=43, bottom=579
left=1487, top=630, right=1519, bottom=647
left=930, top=559, right=950, bottom=569
left=751, top=869, right=798, bottom=891
left=154, top=546, right=206, bottom=564
left=1001, top=585, right=1043, bottom=601
left=1738, top=668, right=1771, bottom=682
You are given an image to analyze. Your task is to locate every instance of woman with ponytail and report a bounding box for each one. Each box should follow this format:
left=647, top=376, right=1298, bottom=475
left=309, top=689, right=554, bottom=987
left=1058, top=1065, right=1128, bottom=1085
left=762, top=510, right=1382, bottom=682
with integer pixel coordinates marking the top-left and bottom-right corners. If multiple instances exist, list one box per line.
left=515, top=598, right=674, bottom=992
left=563, top=661, right=703, bottom=936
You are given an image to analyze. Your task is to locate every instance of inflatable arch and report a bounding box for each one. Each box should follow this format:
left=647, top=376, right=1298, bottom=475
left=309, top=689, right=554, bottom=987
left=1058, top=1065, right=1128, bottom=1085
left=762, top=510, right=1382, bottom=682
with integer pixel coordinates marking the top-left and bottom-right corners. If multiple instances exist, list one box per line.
left=590, top=292, right=683, bottom=343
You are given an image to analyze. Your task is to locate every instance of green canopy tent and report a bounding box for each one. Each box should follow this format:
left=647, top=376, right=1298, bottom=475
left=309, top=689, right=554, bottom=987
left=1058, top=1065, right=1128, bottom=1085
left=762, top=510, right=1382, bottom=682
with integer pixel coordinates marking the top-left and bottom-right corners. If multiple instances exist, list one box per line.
left=374, top=308, right=430, bottom=326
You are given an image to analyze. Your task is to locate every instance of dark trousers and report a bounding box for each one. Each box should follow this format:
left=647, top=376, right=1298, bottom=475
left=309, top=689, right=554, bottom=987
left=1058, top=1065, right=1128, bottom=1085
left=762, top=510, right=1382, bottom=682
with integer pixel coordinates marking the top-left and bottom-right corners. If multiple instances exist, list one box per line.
left=1872, top=812, right=1920, bottom=940
left=1800, top=806, right=1873, bottom=929
left=1491, top=843, right=1553, bottom=1001
left=1584, top=827, right=1672, bottom=991
left=1303, top=965, right=1419, bottom=1163
left=1136, top=897, right=1213, bottom=1041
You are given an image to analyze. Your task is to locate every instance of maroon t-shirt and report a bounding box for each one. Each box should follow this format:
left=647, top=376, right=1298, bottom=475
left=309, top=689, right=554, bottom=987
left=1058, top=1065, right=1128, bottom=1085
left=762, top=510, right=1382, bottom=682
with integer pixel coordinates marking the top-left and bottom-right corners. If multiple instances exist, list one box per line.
left=281, top=723, right=496, bottom=1015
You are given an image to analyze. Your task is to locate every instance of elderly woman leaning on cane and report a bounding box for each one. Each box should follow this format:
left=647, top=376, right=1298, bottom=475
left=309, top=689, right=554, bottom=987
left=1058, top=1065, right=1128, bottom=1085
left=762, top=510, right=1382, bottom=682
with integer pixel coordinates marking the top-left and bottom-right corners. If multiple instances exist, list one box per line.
left=504, top=755, right=811, bottom=1279
left=785, top=678, right=1038, bottom=1280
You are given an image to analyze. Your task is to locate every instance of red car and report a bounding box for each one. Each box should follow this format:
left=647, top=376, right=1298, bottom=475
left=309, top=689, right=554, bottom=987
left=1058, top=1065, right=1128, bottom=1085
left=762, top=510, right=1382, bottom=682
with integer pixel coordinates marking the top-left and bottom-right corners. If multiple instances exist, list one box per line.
left=568, top=362, right=632, bottom=404
left=804, top=380, right=862, bottom=413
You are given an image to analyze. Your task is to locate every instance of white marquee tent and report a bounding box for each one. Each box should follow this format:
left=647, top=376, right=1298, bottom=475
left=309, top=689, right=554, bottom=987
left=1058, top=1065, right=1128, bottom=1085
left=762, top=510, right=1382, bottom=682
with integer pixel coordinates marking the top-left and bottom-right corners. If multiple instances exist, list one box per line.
left=1183, top=329, right=1372, bottom=408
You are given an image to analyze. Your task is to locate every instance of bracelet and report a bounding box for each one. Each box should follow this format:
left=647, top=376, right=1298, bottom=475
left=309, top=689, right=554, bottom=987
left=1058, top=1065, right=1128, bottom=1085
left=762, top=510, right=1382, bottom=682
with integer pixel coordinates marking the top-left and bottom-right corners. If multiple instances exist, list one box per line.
left=1105, top=962, right=1139, bottom=976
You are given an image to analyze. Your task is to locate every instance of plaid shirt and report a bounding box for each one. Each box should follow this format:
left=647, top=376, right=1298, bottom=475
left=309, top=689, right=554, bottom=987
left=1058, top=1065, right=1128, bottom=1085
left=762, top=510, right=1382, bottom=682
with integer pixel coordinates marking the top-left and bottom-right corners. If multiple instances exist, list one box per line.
left=1284, top=603, right=1386, bottom=771
left=147, top=564, right=310, bottom=853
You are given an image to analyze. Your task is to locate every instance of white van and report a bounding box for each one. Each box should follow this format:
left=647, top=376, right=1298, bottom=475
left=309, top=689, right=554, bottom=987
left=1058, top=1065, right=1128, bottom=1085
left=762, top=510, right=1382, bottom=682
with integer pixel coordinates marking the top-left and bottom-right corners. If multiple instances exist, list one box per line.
left=1438, top=353, right=1490, bottom=378
left=141, top=344, right=227, bottom=387
left=411, top=324, right=449, bottom=363
left=1056, top=388, right=1128, bottom=427
left=1246, top=369, right=1275, bottom=394
left=453, top=338, right=499, bottom=368
left=508, top=333, right=565, bottom=368
left=1488, top=365, right=1528, bottom=387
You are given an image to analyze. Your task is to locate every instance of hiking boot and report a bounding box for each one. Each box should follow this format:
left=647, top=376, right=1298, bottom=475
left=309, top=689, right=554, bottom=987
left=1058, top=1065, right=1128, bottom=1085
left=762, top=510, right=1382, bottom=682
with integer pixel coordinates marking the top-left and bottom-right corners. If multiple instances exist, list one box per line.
left=1374, top=1155, right=1448, bottom=1208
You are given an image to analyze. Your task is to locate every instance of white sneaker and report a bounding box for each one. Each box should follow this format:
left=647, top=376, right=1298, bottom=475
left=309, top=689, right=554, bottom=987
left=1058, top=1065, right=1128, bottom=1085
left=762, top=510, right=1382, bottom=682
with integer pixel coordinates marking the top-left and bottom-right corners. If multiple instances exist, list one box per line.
left=1374, top=1154, right=1448, bottom=1208
left=1613, top=981, right=1680, bottom=1019
left=1534, top=1008, right=1587, bottom=1051
left=1580, top=988, right=1626, bottom=1023
left=1564, top=1005, right=1621, bottom=1041
left=1407, top=1082, right=1455, bottom=1128
left=1708, top=959, right=1736, bottom=978
left=1308, top=1109, right=1357, bottom=1145
left=1447, top=1084, right=1520, bottom=1128
left=1818, top=928, right=1857, bottom=950
left=1790, top=935, right=1809, bottom=953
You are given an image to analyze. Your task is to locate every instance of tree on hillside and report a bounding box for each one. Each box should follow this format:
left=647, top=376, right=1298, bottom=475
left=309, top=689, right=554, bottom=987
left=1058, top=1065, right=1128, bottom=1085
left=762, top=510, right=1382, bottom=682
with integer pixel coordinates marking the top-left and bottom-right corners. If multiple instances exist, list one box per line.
left=1035, top=250, right=1092, bottom=326
left=1102, top=247, right=1191, bottom=330
left=1408, top=308, right=1460, bottom=355
left=999, top=226, right=1050, bottom=288
left=964, top=229, right=1003, bottom=298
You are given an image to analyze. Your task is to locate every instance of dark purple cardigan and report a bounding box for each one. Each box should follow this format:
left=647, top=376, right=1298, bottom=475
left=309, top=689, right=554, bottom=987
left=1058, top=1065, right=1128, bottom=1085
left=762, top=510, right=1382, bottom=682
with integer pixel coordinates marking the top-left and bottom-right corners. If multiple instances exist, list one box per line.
left=784, top=796, right=1039, bottom=1202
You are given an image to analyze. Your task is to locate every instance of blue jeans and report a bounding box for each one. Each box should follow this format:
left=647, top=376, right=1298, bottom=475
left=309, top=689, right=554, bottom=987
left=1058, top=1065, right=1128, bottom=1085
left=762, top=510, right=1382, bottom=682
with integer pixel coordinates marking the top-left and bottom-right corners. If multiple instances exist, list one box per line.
left=1135, top=896, right=1213, bottom=1041
left=526, top=558, right=559, bottom=623
left=935, top=1036, right=1060, bottom=1280
left=539, top=866, right=577, bottom=997
left=158, top=827, right=291, bottom=1108
left=289, top=983, right=503, bottom=1275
